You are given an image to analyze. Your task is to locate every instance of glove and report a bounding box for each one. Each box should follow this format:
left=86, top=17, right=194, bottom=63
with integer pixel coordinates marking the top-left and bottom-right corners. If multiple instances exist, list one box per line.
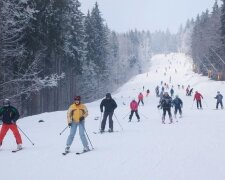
left=68, top=122, right=72, bottom=127
left=79, top=116, right=85, bottom=121
left=157, top=105, right=160, bottom=109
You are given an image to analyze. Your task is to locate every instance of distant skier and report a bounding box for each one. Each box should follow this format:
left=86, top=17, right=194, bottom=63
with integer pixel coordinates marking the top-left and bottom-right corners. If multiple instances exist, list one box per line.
left=65, top=96, right=89, bottom=153
left=214, top=91, right=223, bottom=109
left=169, top=76, right=172, bottom=83
left=143, top=86, right=145, bottom=91
left=146, top=89, right=150, bottom=97
left=178, top=84, right=180, bottom=89
left=159, top=90, right=164, bottom=100
left=170, top=88, right=174, bottom=97
left=188, top=88, right=193, bottom=96
left=0, top=99, right=22, bottom=150
left=172, top=95, right=183, bottom=118
left=186, top=87, right=189, bottom=96
left=138, top=92, right=144, bottom=106
left=155, top=86, right=159, bottom=97
left=194, top=91, right=203, bottom=109
left=100, top=93, right=117, bottom=133
left=157, top=92, right=173, bottom=124
left=129, top=99, right=140, bottom=122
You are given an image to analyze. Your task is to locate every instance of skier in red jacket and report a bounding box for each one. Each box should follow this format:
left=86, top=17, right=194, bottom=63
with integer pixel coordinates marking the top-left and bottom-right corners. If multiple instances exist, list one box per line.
left=129, top=99, right=140, bottom=122
left=138, top=92, right=144, bottom=106
left=194, top=91, right=203, bottom=109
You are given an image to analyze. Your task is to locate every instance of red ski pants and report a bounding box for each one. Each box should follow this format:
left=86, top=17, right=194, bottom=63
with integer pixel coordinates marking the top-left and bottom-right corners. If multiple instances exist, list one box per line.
left=0, top=124, right=22, bottom=144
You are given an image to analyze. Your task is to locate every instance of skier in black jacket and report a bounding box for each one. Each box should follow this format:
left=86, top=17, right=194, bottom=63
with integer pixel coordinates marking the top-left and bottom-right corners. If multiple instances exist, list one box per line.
left=214, top=91, right=223, bottom=109
left=100, top=93, right=117, bottom=132
left=0, top=99, right=22, bottom=150
left=172, top=95, right=183, bottom=118
left=157, top=92, right=173, bottom=124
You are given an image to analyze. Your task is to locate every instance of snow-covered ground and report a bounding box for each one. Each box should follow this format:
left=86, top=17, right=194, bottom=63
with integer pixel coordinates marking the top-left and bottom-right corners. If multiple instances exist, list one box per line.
left=1, top=53, right=225, bottom=180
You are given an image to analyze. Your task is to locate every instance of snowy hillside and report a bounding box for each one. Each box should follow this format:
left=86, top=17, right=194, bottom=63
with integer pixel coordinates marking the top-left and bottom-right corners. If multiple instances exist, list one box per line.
left=1, top=53, right=225, bottom=180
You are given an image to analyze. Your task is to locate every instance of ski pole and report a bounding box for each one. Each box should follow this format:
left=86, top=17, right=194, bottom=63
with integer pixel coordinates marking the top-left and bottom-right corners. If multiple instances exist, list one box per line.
left=17, top=126, right=35, bottom=146
left=122, top=112, right=130, bottom=119
left=81, top=123, right=94, bottom=150
left=99, top=112, right=102, bottom=131
left=203, top=99, right=208, bottom=108
left=157, top=108, right=162, bottom=118
left=59, top=126, right=69, bottom=135
left=139, top=112, right=149, bottom=119
left=113, top=113, right=124, bottom=131
left=191, top=101, right=195, bottom=109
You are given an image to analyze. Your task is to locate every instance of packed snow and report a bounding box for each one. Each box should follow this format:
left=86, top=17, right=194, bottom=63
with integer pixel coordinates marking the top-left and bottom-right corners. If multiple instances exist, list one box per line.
left=1, top=53, right=225, bottom=180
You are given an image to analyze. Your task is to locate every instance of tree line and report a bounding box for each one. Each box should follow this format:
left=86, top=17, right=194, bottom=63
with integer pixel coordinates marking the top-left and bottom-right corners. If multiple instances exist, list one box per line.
left=1, top=0, right=177, bottom=116
left=179, top=0, right=225, bottom=81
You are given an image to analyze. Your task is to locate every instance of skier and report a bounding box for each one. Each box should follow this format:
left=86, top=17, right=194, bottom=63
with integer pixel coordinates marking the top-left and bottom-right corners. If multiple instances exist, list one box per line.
left=155, top=86, right=159, bottom=97
left=100, top=93, right=117, bottom=133
left=186, top=87, right=189, bottom=96
left=157, top=92, right=173, bottom=124
left=138, top=92, right=144, bottom=106
left=214, top=91, right=223, bottom=109
left=172, top=95, right=183, bottom=118
left=146, top=89, right=150, bottom=97
left=188, top=88, right=193, bottom=96
left=0, top=99, right=22, bottom=150
left=170, top=88, right=174, bottom=97
left=194, top=91, right=203, bottom=109
left=65, top=96, right=89, bottom=153
left=129, top=99, right=140, bottom=122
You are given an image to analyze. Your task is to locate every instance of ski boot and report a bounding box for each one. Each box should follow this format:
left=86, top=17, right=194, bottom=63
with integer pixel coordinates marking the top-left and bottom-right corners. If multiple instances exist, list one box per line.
left=17, top=144, right=23, bottom=150
left=108, top=128, right=113, bottom=133
left=169, top=117, right=173, bottom=124
left=162, top=116, right=165, bottom=124
left=83, top=146, right=90, bottom=152
left=65, top=146, right=70, bottom=153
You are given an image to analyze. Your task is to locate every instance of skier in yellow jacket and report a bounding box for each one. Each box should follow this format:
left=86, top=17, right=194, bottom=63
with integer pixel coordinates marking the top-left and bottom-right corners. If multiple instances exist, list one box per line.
left=65, top=96, right=89, bottom=153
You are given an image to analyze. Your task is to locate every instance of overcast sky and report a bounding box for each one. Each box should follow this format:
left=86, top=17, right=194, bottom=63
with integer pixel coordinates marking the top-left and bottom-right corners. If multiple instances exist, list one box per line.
left=79, top=0, right=218, bottom=33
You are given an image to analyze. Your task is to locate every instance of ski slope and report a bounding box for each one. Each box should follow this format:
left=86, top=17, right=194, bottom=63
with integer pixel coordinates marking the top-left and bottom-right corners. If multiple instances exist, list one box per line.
left=1, top=53, right=225, bottom=180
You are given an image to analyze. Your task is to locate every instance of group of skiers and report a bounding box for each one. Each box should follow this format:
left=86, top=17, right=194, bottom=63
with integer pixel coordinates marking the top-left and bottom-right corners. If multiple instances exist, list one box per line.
left=0, top=87, right=223, bottom=153
left=157, top=92, right=183, bottom=124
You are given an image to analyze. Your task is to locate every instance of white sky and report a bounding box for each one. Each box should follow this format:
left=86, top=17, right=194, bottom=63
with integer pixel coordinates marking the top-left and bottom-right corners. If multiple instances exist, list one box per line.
left=79, top=0, right=218, bottom=33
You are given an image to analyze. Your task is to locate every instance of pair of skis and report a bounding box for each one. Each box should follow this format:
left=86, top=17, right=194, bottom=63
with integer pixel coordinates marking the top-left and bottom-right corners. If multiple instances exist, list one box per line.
left=93, top=130, right=119, bottom=134
left=62, top=149, right=92, bottom=156
left=12, top=148, right=23, bottom=153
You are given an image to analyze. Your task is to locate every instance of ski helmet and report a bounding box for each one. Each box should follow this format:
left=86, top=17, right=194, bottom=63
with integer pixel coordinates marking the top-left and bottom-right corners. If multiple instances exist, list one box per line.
left=164, top=91, right=169, bottom=95
left=175, top=95, right=179, bottom=98
left=3, top=99, right=10, bottom=107
left=106, top=93, right=111, bottom=98
left=217, top=91, right=220, bottom=94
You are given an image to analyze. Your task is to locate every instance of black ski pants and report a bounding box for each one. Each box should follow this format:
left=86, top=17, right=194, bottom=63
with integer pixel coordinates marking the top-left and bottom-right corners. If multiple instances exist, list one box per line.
left=174, top=106, right=182, bottom=115
left=162, top=107, right=172, bottom=119
left=101, top=111, right=114, bottom=131
left=138, top=99, right=144, bottom=105
left=216, top=100, right=223, bottom=109
left=129, top=110, right=140, bottom=121
left=196, top=100, right=202, bottom=109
